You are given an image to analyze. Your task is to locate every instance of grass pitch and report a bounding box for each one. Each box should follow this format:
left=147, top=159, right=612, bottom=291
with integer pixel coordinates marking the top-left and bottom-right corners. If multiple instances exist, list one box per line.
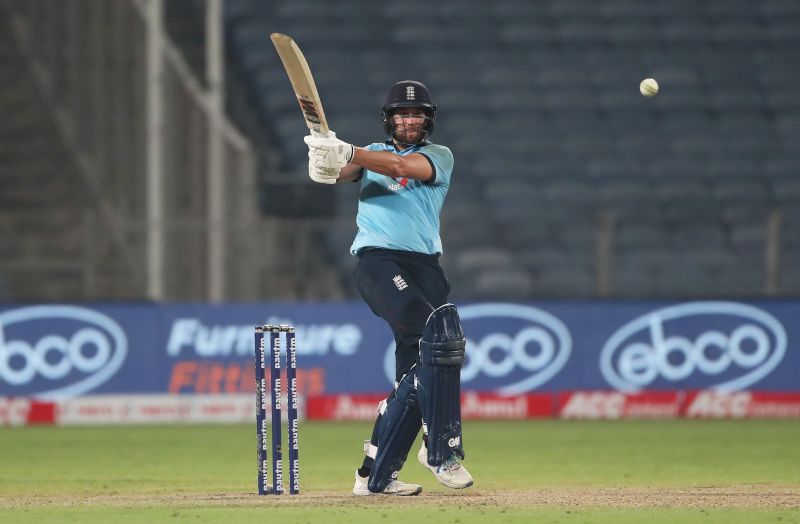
left=0, top=419, right=798, bottom=523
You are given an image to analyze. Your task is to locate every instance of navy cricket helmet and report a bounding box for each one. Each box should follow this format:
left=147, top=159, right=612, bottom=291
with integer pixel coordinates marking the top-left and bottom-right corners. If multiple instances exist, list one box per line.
left=381, top=80, right=437, bottom=143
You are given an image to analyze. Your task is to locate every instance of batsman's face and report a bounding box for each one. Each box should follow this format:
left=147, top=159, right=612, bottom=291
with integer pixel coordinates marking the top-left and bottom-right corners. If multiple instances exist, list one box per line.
left=391, top=108, right=427, bottom=142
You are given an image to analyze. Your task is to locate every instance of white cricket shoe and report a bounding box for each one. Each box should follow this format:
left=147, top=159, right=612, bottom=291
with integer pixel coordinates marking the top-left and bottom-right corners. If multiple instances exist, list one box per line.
left=417, top=443, right=474, bottom=489
left=352, top=470, right=422, bottom=496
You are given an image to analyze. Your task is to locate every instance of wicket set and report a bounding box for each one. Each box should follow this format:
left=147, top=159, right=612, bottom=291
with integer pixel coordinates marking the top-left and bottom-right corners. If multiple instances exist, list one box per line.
left=254, top=324, right=299, bottom=495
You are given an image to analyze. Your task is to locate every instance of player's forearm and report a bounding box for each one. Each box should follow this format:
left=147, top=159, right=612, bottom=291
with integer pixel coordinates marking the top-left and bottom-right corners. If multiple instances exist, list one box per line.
left=336, top=163, right=362, bottom=183
left=351, top=149, right=433, bottom=181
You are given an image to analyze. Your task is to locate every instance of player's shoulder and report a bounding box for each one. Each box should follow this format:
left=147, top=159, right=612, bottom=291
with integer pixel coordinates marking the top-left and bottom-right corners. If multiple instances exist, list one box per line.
left=418, top=142, right=452, bottom=158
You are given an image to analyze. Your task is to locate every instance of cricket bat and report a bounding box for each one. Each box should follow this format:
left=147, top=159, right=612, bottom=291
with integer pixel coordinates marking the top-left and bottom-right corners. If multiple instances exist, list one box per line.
left=270, top=33, right=329, bottom=137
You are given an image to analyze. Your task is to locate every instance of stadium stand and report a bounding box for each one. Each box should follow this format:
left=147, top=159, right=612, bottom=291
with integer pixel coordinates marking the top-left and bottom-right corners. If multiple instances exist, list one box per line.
left=1, top=1, right=797, bottom=301
left=223, top=0, right=798, bottom=300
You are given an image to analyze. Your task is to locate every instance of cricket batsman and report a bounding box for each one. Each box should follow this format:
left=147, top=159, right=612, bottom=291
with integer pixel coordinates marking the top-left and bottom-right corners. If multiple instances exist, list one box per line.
left=304, top=80, right=473, bottom=496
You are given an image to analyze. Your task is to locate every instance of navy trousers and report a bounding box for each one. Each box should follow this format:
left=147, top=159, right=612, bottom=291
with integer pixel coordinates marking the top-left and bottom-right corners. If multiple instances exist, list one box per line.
left=353, top=248, right=451, bottom=381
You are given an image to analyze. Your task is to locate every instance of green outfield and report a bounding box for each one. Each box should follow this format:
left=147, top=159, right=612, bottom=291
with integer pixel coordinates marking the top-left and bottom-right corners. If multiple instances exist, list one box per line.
left=0, top=420, right=798, bottom=523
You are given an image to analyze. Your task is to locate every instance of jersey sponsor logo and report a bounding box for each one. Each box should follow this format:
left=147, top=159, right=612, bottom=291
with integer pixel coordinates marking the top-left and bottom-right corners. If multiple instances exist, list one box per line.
left=0, top=306, right=128, bottom=399
left=392, top=275, right=408, bottom=291
left=387, top=177, right=409, bottom=192
left=599, top=302, right=787, bottom=392
left=383, top=303, right=571, bottom=394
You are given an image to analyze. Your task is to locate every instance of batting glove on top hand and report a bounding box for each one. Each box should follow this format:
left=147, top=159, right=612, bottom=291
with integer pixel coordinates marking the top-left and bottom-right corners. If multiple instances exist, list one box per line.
left=304, top=131, right=355, bottom=171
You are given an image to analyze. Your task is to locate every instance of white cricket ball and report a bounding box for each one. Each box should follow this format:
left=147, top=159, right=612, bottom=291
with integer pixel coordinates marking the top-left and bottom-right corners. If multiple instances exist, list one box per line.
left=640, top=78, right=659, bottom=97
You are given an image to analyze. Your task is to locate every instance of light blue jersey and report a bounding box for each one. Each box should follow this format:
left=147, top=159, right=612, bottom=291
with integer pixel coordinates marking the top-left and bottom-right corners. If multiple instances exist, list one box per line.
left=350, top=141, right=453, bottom=256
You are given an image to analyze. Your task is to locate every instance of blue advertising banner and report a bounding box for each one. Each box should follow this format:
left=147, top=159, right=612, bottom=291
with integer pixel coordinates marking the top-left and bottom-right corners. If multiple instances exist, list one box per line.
left=0, top=301, right=797, bottom=400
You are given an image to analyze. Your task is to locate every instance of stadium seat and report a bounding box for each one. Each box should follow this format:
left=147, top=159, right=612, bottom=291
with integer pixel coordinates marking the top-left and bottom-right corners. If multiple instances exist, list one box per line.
left=599, top=178, right=656, bottom=207
left=706, top=158, right=761, bottom=180
left=707, top=0, right=760, bottom=17
left=612, top=263, right=656, bottom=296
left=538, top=266, right=596, bottom=297
left=655, top=178, right=709, bottom=205
left=671, top=222, right=728, bottom=249
left=771, top=179, right=800, bottom=205
left=730, top=220, right=767, bottom=251
left=712, top=19, right=766, bottom=44
left=616, top=220, right=670, bottom=248
left=453, top=246, right=516, bottom=274
left=656, top=266, right=719, bottom=297
left=475, top=268, right=536, bottom=298
left=712, top=179, right=770, bottom=205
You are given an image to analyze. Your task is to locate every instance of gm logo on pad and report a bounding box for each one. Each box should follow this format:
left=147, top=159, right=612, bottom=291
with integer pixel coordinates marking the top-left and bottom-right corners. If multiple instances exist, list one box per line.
left=384, top=303, right=571, bottom=394
left=0, top=306, right=128, bottom=399
left=600, top=302, right=787, bottom=392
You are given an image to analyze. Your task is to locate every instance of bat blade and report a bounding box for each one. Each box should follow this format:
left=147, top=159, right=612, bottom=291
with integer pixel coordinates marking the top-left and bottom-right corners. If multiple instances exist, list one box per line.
left=270, top=33, right=329, bottom=137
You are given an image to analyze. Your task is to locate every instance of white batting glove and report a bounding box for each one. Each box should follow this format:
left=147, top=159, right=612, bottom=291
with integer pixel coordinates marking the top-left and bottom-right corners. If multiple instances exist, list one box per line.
left=307, top=149, right=339, bottom=184
left=304, top=132, right=355, bottom=171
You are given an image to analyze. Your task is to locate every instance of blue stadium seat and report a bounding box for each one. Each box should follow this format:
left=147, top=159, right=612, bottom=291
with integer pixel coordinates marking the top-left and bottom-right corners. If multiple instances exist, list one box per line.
left=771, top=179, right=800, bottom=205
left=609, top=20, right=661, bottom=46
left=720, top=204, right=769, bottom=225
left=613, top=265, right=656, bottom=297
left=764, top=156, right=800, bottom=181
left=443, top=219, right=497, bottom=250
left=715, top=267, right=765, bottom=296
left=730, top=221, right=766, bottom=251
left=706, top=158, right=761, bottom=180
left=475, top=268, right=536, bottom=298
left=497, top=219, right=552, bottom=249
left=671, top=133, right=728, bottom=156
left=603, top=0, right=657, bottom=17
left=712, top=19, right=766, bottom=44
left=656, top=266, right=719, bottom=297
left=768, top=20, right=800, bottom=44
left=492, top=1, right=549, bottom=17
left=662, top=203, right=720, bottom=225
left=655, top=178, right=709, bottom=204
left=616, top=220, right=670, bottom=248
left=500, top=23, right=555, bottom=45
left=671, top=222, right=727, bottom=249
left=662, top=18, right=711, bottom=43
left=537, top=266, right=595, bottom=297
left=586, top=158, right=644, bottom=179
left=707, top=0, right=760, bottom=17
left=453, top=246, right=516, bottom=274
left=775, top=114, right=800, bottom=138
left=710, top=89, right=764, bottom=111
left=760, top=0, right=800, bottom=17
left=599, top=179, right=656, bottom=207
left=555, top=19, right=607, bottom=45
left=712, top=179, right=770, bottom=205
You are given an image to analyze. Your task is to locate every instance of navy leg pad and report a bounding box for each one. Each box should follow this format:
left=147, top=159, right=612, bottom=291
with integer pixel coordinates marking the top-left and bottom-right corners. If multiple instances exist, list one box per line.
left=367, top=371, right=422, bottom=493
left=416, top=303, right=466, bottom=466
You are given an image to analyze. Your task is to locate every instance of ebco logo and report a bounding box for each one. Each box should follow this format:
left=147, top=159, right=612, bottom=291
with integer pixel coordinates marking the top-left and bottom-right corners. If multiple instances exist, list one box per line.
left=384, top=303, right=571, bottom=394
left=600, top=302, right=787, bottom=392
left=0, top=306, right=128, bottom=399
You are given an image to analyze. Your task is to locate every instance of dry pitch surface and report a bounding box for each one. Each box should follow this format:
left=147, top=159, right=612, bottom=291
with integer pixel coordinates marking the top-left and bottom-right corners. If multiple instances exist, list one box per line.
left=4, top=485, right=799, bottom=510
